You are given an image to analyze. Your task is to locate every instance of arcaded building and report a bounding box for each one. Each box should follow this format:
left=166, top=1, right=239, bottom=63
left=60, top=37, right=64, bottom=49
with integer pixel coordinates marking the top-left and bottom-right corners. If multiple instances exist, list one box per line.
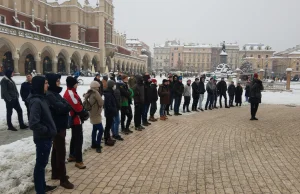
left=0, top=0, right=147, bottom=75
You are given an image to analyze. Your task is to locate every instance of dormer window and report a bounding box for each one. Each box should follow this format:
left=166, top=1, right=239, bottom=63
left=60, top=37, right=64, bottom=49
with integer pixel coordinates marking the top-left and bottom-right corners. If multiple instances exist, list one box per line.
left=20, top=21, right=25, bottom=29
left=250, top=46, right=254, bottom=50
left=0, top=15, right=6, bottom=24
left=36, top=25, right=40, bottom=33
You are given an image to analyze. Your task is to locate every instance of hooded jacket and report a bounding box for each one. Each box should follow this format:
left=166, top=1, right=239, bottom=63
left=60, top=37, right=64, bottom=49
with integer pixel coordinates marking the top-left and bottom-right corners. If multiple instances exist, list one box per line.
left=120, top=82, right=134, bottom=107
left=114, top=80, right=124, bottom=110
left=173, top=79, right=184, bottom=97
left=103, top=88, right=118, bottom=117
left=158, top=84, right=170, bottom=104
left=128, top=76, right=136, bottom=89
left=45, top=73, right=71, bottom=132
left=149, top=83, right=158, bottom=102
left=249, top=79, right=264, bottom=103
left=20, top=81, right=32, bottom=102
left=132, top=75, right=144, bottom=104
left=0, top=70, right=19, bottom=101
left=143, top=74, right=152, bottom=104
left=28, top=76, right=57, bottom=140
left=228, top=84, right=236, bottom=96
left=84, top=88, right=104, bottom=124
left=217, top=80, right=227, bottom=94
left=199, top=78, right=206, bottom=94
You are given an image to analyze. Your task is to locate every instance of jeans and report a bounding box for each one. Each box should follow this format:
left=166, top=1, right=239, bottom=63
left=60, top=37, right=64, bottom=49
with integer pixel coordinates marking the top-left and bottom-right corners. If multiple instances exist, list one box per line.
left=198, top=94, right=204, bottom=109
left=142, top=103, right=150, bottom=123
left=229, top=95, right=234, bottom=106
left=69, top=124, right=83, bottom=163
left=192, top=95, right=199, bottom=109
left=150, top=102, right=157, bottom=116
left=112, top=112, right=120, bottom=136
left=121, top=106, right=133, bottom=129
left=205, top=93, right=214, bottom=109
left=5, top=99, right=24, bottom=128
left=170, top=93, right=174, bottom=110
left=34, top=138, right=52, bottom=194
left=213, top=94, right=217, bottom=107
left=105, top=116, right=114, bottom=140
left=134, top=104, right=144, bottom=127
left=251, top=103, right=259, bottom=118
left=160, top=104, right=166, bottom=116
left=92, top=123, right=103, bottom=147
left=51, top=130, right=67, bottom=182
left=183, top=96, right=191, bottom=110
left=174, top=96, right=182, bottom=113
left=219, top=93, right=228, bottom=107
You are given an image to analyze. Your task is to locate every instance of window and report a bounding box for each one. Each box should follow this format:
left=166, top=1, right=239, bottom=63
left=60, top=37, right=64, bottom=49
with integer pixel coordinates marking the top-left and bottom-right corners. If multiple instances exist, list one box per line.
left=172, top=53, right=174, bottom=56
left=258, top=55, right=261, bottom=58
left=266, top=55, right=269, bottom=58
left=36, top=26, right=40, bottom=33
left=20, top=21, right=25, bottom=29
left=0, top=15, right=6, bottom=24
left=297, top=62, right=299, bottom=66
left=250, top=55, right=253, bottom=57
left=297, top=67, right=299, bottom=71
left=178, top=53, right=180, bottom=56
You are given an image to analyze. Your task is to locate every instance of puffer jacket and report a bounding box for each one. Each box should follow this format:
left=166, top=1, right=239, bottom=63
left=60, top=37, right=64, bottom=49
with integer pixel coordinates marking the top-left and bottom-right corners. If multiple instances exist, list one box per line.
left=0, top=76, right=19, bottom=101
left=158, top=84, right=170, bottom=104
left=84, top=88, right=104, bottom=124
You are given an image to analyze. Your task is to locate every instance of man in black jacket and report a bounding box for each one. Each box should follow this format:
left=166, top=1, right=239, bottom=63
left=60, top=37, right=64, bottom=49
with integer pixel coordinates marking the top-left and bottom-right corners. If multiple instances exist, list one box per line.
left=228, top=81, right=236, bottom=107
left=191, top=78, right=200, bottom=111
left=94, top=73, right=103, bottom=96
left=173, top=76, right=184, bottom=115
left=132, top=75, right=145, bottom=131
left=149, top=78, right=158, bottom=121
left=217, top=78, right=229, bottom=108
left=20, top=73, right=32, bottom=120
left=120, top=75, right=133, bottom=134
left=45, top=73, right=74, bottom=189
left=1, top=69, right=28, bottom=131
left=112, top=77, right=124, bottom=141
left=28, top=76, right=57, bottom=194
left=142, top=73, right=152, bottom=126
left=249, top=73, right=264, bottom=120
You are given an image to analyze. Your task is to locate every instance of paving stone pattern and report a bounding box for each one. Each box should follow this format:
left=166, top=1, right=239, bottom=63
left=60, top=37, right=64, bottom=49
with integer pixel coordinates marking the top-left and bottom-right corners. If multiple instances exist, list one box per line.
left=50, top=105, right=300, bottom=194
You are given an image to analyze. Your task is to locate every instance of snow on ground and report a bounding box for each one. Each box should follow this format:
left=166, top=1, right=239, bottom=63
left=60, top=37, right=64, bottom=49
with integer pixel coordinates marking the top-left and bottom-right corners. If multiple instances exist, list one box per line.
left=0, top=75, right=299, bottom=194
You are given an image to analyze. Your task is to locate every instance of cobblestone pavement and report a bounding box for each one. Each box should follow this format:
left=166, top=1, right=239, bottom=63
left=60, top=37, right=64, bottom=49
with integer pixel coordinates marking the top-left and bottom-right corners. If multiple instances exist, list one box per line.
left=50, top=105, right=300, bottom=194
left=0, top=128, right=31, bottom=146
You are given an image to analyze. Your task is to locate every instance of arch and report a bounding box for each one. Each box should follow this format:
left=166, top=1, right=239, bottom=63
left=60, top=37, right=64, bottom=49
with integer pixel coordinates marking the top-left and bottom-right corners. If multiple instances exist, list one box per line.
left=70, top=51, right=81, bottom=73
left=19, top=42, right=38, bottom=75
left=82, top=53, right=91, bottom=70
left=24, top=54, right=36, bottom=74
left=19, top=42, right=38, bottom=59
left=106, top=57, right=112, bottom=72
left=57, top=49, right=70, bottom=74
left=0, top=37, right=16, bottom=53
left=41, top=46, right=55, bottom=74
left=2, top=52, right=14, bottom=72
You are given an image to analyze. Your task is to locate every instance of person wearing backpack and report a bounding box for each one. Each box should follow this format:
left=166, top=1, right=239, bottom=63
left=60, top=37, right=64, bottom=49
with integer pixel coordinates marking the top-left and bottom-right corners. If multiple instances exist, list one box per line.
left=120, top=75, right=134, bottom=134
left=45, top=73, right=74, bottom=189
left=63, top=76, right=89, bottom=169
left=112, top=77, right=124, bottom=141
left=84, top=81, right=104, bottom=153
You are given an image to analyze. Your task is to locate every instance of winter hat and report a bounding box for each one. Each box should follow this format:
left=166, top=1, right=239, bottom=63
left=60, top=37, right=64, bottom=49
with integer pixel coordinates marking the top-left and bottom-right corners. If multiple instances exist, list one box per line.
left=254, top=73, right=258, bottom=78
left=66, top=76, right=78, bottom=88
left=32, top=76, right=46, bottom=95
left=195, top=78, right=199, bottom=81
left=151, top=78, right=157, bottom=84
left=5, top=69, right=13, bottom=79
left=95, top=73, right=100, bottom=77
left=121, top=74, right=128, bottom=80
left=46, top=73, right=62, bottom=93
left=107, top=80, right=115, bottom=88
left=163, top=79, right=168, bottom=84
left=90, top=81, right=100, bottom=89
left=178, top=76, right=183, bottom=81
left=103, top=75, right=108, bottom=81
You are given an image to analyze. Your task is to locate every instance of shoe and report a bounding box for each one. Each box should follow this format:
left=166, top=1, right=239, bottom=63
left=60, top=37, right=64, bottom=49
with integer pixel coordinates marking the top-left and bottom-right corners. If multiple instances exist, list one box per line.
left=167, top=113, right=172, bottom=116
left=214, top=107, right=218, bottom=109
left=96, top=147, right=102, bottom=153
left=209, top=108, right=212, bottom=110
left=135, top=126, right=143, bottom=131
left=160, top=116, right=166, bottom=121
left=183, top=110, right=186, bottom=113
left=45, top=185, right=57, bottom=193
left=198, top=108, right=201, bottom=110
left=225, top=106, right=230, bottom=108
left=200, top=109, right=204, bottom=112
left=116, top=135, right=124, bottom=141
left=60, top=179, right=74, bottom=189
left=8, top=127, right=18, bottom=131
left=187, top=109, right=191, bottom=112
left=253, top=117, right=258, bottom=120
left=51, top=175, right=70, bottom=180
left=91, top=144, right=97, bottom=149
left=121, top=129, right=129, bottom=135
left=126, top=128, right=133, bottom=133
left=20, top=125, right=28, bottom=129
left=174, top=113, right=179, bottom=116
left=205, top=108, right=207, bottom=110
left=142, top=122, right=149, bottom=126
left=67, top=157, right=76, bottom=162
left=148, top=116, right=156, bottom=122
left=139, top=125, right=145, bottom=129
left=75, top=162, right=86, bottom=169
left=146, top=121, right=151, bottom=125
left=105, top=138, right=115, bottom=146
left=177, top=113, right=182, bottom=115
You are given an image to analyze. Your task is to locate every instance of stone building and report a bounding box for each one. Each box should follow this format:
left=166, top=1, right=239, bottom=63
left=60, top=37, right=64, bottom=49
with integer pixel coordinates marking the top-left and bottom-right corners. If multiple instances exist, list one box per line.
left=126, top=39, right=151, bottom=72
left=225, top=43, right=239, bottom=69
left=0, top=0, right=147, bottom=75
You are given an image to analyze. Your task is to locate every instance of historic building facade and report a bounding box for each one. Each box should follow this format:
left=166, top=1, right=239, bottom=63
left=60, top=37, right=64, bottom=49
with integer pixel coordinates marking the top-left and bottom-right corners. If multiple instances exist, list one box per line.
left=0, top=0, right=147, bottom=75
left=225, top=43, right=240, bottom=69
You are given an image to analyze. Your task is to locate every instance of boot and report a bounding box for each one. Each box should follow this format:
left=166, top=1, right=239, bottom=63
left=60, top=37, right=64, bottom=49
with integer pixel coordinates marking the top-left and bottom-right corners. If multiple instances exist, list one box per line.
left=105, top=138, right=115, bottom=146
left=167, top=111, right=172, bottom=116
left=121, top=128, right=129, bottom=135
left=160, top=116, right=166, bottom=121
left=45, top=185, right=57, bottom=193
left=183, top=105, right=186, bottom=113
left=135, top=126, right=143, bottom=131
left=8, top=126, right=18, bottom=131
left=125, top=127, right=133, bottom=134
left=20, top=124, right=28, bottom=130
left=149, top=116, right=156, bottom=122
left=187, top=107, right=191, bottom=112
left=60, top=179, right=74, bottom=189
left=75, top=162, right=86, bottom=169
left=67, top=157, right=76, bottom=162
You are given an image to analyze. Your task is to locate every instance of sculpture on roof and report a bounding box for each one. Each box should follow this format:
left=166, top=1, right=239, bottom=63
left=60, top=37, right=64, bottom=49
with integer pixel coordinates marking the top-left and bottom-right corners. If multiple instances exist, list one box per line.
left=85, top=0, right=90, bottom=5
left=222, top=41, right=226, bottom=52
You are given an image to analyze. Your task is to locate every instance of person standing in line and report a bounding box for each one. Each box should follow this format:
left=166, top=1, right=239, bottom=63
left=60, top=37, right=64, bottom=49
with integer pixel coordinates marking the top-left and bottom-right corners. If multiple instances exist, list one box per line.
left=1, top=69, right=28, bottom=131
left=84, top=81, right=104, bottom=153
left=103, top=80, right=118, bottom=145
left=245, top=81, right=251, bottom=102
left=132, top=75, right=145, bottom=131
left=27, top=76, right=57, bottom=193
left=102, top=75, right=108, bottom=90
left=20, top=73, right=33, bottom=120
left=217, top=77, right=229, bottom=108
left=198, top=77, right=206, bottom=111
left=120, top=75, right=134, bottom=134
left=183, top=79, right=192, bottom=113
left=169, top=75, right=175, bottom=110
left=45, top=73, right=74, bottom=189
left=148, top=78, right=158, bottom=122
left=212, top=79, right=218, bottom=109
left=128, top=74, right=136, bottom=89
left=142, top=73, right=152, bottom=126
left=191, top=78, right=200, bottom=112
left=165, top=75, right=174, bottom=116
left=158, top=79, right=170, bottom=120
left=205, top=78, right=214, bottom=110
left=93, top=73, right=103, bottom=96
left=173, top=76, right=184, bottom=115
left=228, top=81, right=236, bottom=107
left=111, top=77, right=124, bottom=141
left=235, top=82, right=243, bottom=107
left=64, top=76, right=89, bottom=169
left=249, top=73, right=264, bottom=120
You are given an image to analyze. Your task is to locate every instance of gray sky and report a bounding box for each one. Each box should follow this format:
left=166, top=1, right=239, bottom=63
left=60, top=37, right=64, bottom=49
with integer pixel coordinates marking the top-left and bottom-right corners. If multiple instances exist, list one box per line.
left=64, top=0, right=300, bottom=51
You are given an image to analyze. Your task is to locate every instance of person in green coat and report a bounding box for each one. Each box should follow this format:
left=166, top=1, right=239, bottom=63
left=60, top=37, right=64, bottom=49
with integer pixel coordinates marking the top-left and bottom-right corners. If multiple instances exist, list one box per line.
left=120, top=74, right=134, bottom=134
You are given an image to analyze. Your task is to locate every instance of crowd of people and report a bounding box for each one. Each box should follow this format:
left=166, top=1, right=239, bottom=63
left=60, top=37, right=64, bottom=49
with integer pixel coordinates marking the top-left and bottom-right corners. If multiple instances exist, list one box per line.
left=0, top=70, right=263, bottom=194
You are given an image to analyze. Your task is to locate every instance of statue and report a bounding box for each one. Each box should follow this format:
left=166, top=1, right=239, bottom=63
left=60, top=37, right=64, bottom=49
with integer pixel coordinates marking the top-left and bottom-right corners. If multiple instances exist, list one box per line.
left=222, top=41, right=226, bottom=52
left=85, top=0, right=89, bottom=5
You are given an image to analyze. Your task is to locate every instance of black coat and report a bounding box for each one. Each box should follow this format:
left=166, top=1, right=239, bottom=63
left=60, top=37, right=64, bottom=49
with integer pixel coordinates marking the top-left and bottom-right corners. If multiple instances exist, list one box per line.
left=199, top=81, right=205, bottom=94
left=132, top=75, right=144, bottom=104
left=144, top=82, right=152, bottom=104
left=20, top=82, right=32, bottom=101
left=217, top=80, right=227, bottom=94
left=235, top=86, right=243, bottom=103
left=0, top=76, right=19, bottom=102
left=103, top=88, right=118, bottom=117
left=249, top=79, right=264, bottom=104
left=158, top=84, right=170, bottom=104
left=192, top=82, right=200, bottom=98
left=245, top=84, right=250, bottom=97
left=149, top=84, right=158, bottom=102
left=228, top=85, right=236, bottom=96
left=94, top=77, right=103, bottom=96
left=173, top=81, right=184, bottom=97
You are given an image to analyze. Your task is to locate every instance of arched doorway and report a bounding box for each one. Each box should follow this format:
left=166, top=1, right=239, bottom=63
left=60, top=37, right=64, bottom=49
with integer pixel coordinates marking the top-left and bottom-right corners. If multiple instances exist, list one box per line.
left=70, top=51, right=81, bottom=74
left=2, top=52, right=14, bottom=72
left=25, top=54, right=36, bottom=74
left=106, top=57, right=112, bottom=72
left=70, top=59, right=77, bottom=74
left=43, top=56, right=52, bottom=74
left=92, top=57, right=97, bottom=73
left=57, top=58, right=65, bottom=74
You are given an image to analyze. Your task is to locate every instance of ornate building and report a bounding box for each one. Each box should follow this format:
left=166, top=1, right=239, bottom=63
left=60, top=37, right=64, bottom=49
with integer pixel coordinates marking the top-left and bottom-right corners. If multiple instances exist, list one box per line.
left=0, top=0, right=147, bottom=75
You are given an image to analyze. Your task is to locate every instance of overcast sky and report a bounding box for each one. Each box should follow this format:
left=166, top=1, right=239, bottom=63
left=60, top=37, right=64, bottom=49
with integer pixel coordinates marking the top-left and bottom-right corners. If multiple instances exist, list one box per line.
left=58, top=0, right=300, bottom=51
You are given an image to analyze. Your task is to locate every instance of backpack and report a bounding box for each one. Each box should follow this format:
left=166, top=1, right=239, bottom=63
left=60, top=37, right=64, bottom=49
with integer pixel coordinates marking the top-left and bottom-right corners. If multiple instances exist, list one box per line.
left=83, top=95, right=93, bottom=111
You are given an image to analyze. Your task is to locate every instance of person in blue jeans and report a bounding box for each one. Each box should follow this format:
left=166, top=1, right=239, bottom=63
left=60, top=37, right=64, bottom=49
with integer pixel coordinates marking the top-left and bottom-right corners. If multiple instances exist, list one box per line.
left=158, top=79, right=170, bottom=120
left=112, top=78, right=124, bottom=141
left=142, top=73, right=152, bottom=126
left=84, top=81, right=104, bottom=153
left=205, top=78, right=215, bottom=110
left=173, top=75, right=184, bottom=115
left=28, top=76, right=57, bottom=194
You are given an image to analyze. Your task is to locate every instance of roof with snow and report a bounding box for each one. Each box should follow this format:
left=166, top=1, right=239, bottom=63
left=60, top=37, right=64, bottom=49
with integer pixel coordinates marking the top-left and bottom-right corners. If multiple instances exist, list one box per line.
left=220, top=51, right=228, bottom=56
left=242, top=43, right=273, bottom=51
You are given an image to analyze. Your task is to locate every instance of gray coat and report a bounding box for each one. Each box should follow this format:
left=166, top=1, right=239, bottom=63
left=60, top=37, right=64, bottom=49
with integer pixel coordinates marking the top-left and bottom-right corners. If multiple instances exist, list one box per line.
left=183, top=85, right=191, bottom=97
left=0, top=76, right=19, bottom=101
left=28, top=93, right=57, bottom=140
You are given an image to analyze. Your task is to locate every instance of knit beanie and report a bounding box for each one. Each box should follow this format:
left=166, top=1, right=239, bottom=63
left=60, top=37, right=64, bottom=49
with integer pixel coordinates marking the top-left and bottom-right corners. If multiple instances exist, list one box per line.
left=32, top=76, right=46, bottom=95
left=195, top=78, right=199, bottom=81
left=163, top=79, right=168, bottom=84
left=66, top=76, right=78, bottom=88
left=5, top=69, right=13, bottom=79
left=178, top=76, right=182, bottom=81
left=254, top=73, right=258, bottom=78
left=107, top=80, right=115, bottom=88
left=151, top=78, right=157, bottom=84
left=90, top=81, right=100, bottom=89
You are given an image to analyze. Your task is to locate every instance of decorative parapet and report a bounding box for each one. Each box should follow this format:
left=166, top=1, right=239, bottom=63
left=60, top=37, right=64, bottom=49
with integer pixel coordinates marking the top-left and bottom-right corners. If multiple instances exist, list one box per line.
left=0, top=23, right=100, bottom=53
left=115, top=52, right=146, bottom=63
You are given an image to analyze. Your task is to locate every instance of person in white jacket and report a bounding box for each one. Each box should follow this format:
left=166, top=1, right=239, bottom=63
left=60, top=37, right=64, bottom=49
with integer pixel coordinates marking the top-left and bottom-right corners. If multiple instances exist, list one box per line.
left=183, top=79, right=192, bottom=113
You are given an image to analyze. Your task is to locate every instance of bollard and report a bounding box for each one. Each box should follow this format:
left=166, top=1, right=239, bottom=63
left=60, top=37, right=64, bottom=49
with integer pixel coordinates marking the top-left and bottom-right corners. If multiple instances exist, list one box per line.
left=286, top=68, right=292, bottom=90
